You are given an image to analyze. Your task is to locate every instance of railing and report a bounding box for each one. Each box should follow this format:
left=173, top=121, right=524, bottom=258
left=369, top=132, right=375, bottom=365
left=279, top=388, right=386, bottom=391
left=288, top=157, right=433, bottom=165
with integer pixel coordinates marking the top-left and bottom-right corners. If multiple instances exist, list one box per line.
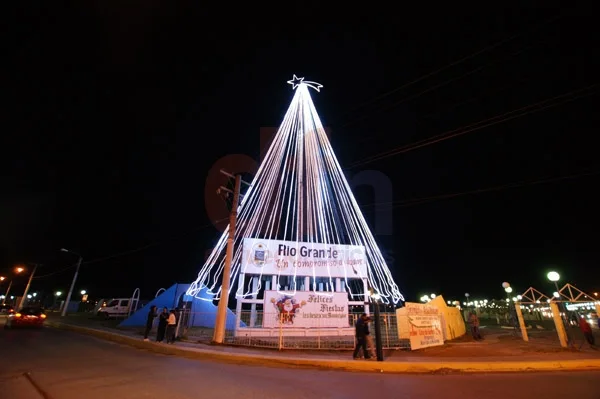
left=181, top=311, right=411, bottom=350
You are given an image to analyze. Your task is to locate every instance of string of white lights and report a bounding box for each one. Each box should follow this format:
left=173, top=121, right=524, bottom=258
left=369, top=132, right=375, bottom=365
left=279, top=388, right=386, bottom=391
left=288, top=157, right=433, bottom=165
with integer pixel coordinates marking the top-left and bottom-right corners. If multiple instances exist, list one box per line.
left=187, top=77, right=404, bottom=304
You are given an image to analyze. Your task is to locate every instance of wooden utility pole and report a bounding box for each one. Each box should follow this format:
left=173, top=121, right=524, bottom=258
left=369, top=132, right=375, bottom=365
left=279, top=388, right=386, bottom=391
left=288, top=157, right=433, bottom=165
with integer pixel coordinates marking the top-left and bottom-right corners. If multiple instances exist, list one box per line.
left=213, top=173, right=242, bottom=344
left=18, top=263, right=41, bottom=309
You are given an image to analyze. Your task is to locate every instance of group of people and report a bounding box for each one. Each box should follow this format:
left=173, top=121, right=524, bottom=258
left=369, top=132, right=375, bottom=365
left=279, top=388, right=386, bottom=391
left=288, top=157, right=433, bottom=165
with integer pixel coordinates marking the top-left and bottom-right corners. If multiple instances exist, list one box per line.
left=143, top=305, right=178, bottom=343
left=353, top=313, right=375, bottom=360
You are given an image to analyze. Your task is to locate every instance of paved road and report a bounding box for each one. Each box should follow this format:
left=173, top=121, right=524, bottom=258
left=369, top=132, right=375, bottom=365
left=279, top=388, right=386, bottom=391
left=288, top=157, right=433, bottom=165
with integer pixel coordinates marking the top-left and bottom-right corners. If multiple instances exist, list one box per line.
left=1, top=323, right=599, bottom=399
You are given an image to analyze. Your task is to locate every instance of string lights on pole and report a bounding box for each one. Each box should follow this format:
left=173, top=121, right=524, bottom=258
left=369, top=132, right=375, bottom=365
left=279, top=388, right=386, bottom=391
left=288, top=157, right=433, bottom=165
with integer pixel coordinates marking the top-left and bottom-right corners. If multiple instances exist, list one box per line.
left=187, top=75, right=404, bottom=304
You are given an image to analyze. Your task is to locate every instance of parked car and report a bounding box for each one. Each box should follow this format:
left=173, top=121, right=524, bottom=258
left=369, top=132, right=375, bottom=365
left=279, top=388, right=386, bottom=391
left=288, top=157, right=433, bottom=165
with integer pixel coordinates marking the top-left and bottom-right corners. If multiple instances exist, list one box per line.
left=97, top=298, right=131, bottom=319
left=0, top=304, right=14, bottom=314
left=4, top=307, right=46, bottom=329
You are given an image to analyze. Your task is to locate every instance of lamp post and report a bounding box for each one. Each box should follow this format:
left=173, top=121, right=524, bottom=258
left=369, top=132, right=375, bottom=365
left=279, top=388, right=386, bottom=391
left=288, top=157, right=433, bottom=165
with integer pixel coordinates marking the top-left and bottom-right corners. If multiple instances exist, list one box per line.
left=54, top=291, right=62, bottom=310
left=369, top=290, right=384, bottom=362
left=547, top=271, right=560, bottom=294
left=60, top=248, right=83, bottom=317
left=502, top=282, right=512, bottom=299
left=18, top=263, right=41, bottom=309
left=0, top=276, right=6, bottom=305
left=2, top=267, right=25, bottom=306
left=2, top=280, right=12, bottom=306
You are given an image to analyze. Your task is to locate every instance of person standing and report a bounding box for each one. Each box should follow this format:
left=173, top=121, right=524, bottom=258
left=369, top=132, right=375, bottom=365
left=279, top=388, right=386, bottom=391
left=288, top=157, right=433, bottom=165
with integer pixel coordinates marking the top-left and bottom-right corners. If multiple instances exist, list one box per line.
left=353, top=314, right=371, bottom=359
left=579, top=316, right=595, bottom=347
left=166, top=309, right=177, bottom=344
left=156, top=307, right=169, bottom=343
left=468, top=311, right=482, bottom=340
left=365, top=316, right=375, bottom=358
left=143, top=305, right=157, bottom=341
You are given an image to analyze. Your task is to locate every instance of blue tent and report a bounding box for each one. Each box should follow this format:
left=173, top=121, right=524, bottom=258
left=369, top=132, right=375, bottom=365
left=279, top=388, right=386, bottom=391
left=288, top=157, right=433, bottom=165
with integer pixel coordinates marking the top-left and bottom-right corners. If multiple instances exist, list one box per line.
left=118, top=283, right=242, bottom=329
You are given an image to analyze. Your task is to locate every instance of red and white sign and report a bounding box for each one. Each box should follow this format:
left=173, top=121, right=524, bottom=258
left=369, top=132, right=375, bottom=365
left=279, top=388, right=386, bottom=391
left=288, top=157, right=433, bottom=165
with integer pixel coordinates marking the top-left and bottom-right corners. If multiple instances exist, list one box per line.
left=242, top=238, right=368, bottom=278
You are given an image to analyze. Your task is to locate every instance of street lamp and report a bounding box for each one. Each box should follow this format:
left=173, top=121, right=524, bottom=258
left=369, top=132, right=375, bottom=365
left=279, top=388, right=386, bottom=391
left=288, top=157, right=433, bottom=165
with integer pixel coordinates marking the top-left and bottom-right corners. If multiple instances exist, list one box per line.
left=18, top=263, right=41, bottom=309
left=369, top=289, right=384, bottom=362
left=547, top=271, right=560, bottom=293
left=504, top=286, right=513, bottom=301
left=2, top=267, right=25, bottom=306
left=60, top=248, right=83, bottom=317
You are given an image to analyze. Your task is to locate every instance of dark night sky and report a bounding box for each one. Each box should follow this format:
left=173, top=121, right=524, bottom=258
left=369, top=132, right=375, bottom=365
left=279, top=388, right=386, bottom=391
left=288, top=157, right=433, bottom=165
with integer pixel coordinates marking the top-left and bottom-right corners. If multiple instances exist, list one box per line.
left=2, top=5, right=598, bottom=304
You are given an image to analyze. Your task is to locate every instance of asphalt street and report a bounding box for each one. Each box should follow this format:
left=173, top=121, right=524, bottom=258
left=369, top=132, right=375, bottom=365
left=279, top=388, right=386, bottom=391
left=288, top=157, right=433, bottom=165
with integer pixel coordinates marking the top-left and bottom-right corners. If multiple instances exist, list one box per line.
left=1, top=321, right=599, bottom=399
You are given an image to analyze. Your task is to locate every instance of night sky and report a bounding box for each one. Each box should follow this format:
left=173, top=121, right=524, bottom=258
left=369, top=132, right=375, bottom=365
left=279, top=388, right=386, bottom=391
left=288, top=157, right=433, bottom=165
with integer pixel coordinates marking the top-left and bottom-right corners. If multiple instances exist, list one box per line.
left=2, top=5, right=598, bottom=304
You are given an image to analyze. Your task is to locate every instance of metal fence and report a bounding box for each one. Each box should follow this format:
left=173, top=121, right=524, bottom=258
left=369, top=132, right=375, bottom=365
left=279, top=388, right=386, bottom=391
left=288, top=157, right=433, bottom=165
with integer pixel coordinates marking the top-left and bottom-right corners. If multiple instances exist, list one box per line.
left=179, top=311, right=410, bottom=350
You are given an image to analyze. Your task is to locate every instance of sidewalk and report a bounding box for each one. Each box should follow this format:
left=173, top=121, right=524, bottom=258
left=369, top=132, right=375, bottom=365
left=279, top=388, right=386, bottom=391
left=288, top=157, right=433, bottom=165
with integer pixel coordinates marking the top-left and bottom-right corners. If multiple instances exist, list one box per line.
left=46, top=316, right=600, bottom=374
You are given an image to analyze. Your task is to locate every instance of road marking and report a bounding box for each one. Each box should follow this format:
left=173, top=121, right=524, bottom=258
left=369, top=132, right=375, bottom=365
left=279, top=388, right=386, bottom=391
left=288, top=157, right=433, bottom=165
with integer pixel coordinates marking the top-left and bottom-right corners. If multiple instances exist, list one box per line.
left=23, top=372, right=54, bottom=399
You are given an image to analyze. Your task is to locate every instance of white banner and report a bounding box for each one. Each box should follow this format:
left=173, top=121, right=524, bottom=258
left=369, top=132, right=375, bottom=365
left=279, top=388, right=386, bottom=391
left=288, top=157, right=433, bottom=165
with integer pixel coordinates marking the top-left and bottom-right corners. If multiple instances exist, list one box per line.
left=404, top=303, right=444, bottom=350
left=242, top=238, right=368, bottom=278
left=263, top=290, right=350, bottom=328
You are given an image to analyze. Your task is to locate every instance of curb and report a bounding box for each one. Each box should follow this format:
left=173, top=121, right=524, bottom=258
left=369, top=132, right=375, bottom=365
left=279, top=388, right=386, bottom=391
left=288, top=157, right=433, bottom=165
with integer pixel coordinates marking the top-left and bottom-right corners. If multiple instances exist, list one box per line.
left=46, top=322, right=600, bottom=374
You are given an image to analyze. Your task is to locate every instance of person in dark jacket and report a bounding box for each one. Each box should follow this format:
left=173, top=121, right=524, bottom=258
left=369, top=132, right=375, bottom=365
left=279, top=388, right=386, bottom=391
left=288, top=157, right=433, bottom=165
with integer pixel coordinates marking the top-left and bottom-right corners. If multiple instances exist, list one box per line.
left=156, top=307, right=169, bottom=343
left=353, top=314, right=371, bottom=359
left=143, top=305, right=157, bottom=341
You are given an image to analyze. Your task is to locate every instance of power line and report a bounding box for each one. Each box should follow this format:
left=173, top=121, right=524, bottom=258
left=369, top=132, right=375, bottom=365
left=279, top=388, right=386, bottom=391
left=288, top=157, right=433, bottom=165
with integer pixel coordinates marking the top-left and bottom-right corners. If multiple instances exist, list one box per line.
left=361, top=170, right=600, bottom=210
left=347, top=83, right=598, bottom=169
left=33, top=264, right=77, bottom=279
left=33, top=218, right=229, bottom=279
left=340, top=14, right=562, bottom=118
left=344, top=45, right=534, bottom=130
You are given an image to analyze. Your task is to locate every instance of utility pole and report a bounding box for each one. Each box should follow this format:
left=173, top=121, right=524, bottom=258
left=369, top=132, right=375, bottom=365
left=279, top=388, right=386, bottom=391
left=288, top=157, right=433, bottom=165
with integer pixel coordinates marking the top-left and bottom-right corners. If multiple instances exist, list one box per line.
left=368, top=286, right=384, bottom=361
left=372, top=295, right=384, bottom=361
left=2, top=280, right=12, bottom=306
left=213, top=172, right=243, bottom=344
left=62, top=255, right=83, bottom=317
left=18, top=263, right=40, bottom=309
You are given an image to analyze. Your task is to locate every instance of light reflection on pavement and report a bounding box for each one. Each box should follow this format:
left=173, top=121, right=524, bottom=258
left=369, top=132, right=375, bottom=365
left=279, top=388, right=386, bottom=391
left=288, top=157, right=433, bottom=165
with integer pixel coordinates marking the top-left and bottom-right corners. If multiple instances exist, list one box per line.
left=1, top=323, right=599, bottom=399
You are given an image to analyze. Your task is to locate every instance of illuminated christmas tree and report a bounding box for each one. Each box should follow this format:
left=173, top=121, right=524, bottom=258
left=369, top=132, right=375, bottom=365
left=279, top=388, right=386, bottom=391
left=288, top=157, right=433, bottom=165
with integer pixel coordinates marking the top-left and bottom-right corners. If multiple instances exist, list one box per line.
left=187, top=75, right=404, bottom=306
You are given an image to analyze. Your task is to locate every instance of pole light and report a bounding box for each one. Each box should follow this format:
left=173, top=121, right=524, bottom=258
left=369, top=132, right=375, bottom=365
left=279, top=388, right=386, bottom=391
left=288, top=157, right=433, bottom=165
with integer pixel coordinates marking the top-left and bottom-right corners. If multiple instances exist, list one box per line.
left=18, top=264, right=41, bottom=309
left=369, top=290, right=384, bottom=362
left=2, top=267, right=26, bottom=306
left=547, top=271, right=560, bottom=293
left=60, top=248, right=83, bottom=317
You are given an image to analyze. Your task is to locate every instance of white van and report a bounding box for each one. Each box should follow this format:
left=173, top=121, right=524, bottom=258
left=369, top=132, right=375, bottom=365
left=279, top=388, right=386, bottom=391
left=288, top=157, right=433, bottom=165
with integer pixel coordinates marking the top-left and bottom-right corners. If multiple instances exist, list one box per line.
left=96, top=298, right=131, bottom=319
